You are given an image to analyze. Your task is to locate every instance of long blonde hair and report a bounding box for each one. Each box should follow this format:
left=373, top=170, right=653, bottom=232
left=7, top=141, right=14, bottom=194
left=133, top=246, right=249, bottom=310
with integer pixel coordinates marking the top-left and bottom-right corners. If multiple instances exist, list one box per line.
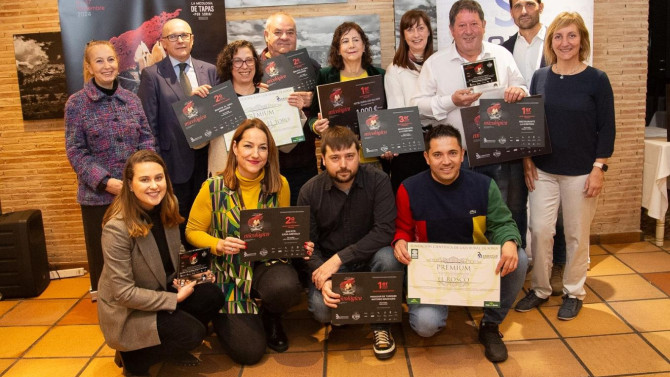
left=221, top=118, right=283, bottom=194
left=103, top=150, right=183, bottom=238
left=82, top=40, right=118, bottom=83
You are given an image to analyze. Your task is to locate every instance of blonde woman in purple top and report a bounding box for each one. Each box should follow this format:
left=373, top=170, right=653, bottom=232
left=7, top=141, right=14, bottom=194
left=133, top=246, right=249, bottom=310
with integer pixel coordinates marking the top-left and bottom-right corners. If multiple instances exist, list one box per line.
left=65, top=40, right=155, bottom=296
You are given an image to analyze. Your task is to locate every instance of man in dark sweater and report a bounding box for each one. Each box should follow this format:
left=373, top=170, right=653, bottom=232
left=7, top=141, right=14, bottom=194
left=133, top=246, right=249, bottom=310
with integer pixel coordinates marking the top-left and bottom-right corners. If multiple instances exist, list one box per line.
left=391, top=124, right=528, bottom=363
left=298, top=126, right=401, bottom=361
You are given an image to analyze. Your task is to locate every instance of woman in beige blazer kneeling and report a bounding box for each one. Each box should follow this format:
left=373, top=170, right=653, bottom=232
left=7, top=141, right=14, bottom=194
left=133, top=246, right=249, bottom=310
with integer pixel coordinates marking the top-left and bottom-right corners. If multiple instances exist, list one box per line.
left=98, top=150, right=224, bottom=376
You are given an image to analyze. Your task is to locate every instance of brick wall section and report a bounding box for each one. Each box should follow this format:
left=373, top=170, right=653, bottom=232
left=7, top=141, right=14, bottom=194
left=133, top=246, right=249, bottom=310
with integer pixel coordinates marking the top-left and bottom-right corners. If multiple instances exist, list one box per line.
left=0, top=0, right=648, bottom=267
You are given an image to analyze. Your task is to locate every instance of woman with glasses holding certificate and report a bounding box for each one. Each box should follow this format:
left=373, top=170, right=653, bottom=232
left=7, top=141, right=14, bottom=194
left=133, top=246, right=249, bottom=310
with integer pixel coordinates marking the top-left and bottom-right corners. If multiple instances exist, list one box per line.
left=207, top=40, right=305, bottom=178
left=515, top=12, right=615, bottom=321
left=98, top=150, right=223, bottom=377
left=187, top=119, right=314, bottom=364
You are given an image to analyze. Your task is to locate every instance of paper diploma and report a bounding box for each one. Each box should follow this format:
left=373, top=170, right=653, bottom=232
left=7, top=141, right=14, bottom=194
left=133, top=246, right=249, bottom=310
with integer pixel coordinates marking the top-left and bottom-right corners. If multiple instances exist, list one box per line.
left=407, top=242, right=501, bottom=308
left=224, top=87, right=305, bottom=150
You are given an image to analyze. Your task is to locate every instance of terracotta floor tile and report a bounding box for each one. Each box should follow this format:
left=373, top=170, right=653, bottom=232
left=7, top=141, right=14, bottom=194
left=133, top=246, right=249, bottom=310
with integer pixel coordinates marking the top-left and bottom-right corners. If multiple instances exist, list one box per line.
left=25, top=325, right=105, bottom=357
left=500, top=339, right=588, bottom=377
left=590, top=244, right=609, bottom=255
left=617, top=252, right=670, bottom=273
left=0, top=300, right=18, bottom=317
left=587, top=255, right=635, bottom=276
left=0, top=326, right=49, bottom=357
left=406, top=345, right=498, bottom=377
left=97, top=343, right=117, bottom=357
left=326, top=349, right=410, bottom=377
left=0, top=298, right=76, bottom=325
left=36, top=276, right=90, bottom=299
left=241, top=351, right=323, bottom=376
left=0, top=359, right=15, bottom=374
left=279, top=317, right=327, bottom=352
left=602, top=241, right=663, bottom=254
left=2, top=358, right=89, bottom=377
left=643, top=272, right=670, bottom=295
left=79, top=357, right=125, bottom=377
left=609, top=299, right=670, bottom=332
left=542, top=303, right=633, bottom=337
left=586, top=274, right=666, bottom=301
left=642, top=331, right=670, bottom=359
left=157, top=353, right=240, bottom=377
left=57, top=298, right=99, bottom=325
left=495, top=309, right=558, bottom=341
left=402, top=308, right=479, bottom=347
left=567, top=334, right=670, bottom=376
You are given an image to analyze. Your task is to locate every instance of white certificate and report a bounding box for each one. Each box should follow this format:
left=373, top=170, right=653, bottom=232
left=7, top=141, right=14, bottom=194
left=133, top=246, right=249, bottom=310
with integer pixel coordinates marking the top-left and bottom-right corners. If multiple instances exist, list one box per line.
left=224, top=87, right=305, bottom=149
left=407, top=242, right=501, bottom=308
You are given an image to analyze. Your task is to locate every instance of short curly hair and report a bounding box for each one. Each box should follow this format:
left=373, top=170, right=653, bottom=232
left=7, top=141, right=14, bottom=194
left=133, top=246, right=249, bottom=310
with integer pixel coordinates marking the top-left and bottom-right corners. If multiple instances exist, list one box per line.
left=216, top=40, right=263, bottom=86
left=328, top=22, right=373, bottom=71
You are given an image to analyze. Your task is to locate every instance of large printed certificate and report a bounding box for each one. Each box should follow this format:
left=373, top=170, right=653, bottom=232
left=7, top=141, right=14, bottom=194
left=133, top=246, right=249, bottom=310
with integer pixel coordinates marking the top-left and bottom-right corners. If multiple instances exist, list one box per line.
left=316, top=75, right=385, bottom=135
left=358, top=107, right=425, bottom=158
left=461, top=104, right=552, bottom=168
left=223, top=87, right=305, bottom=150
left=239, top=206, right=310, bottom=262
left=407, top=242, right=501, bottom=308
left=331, top=271, right=404, bottom=325
left=478, top=97, right=546, bottom=149
left=171, top=81, right=246, bottom=147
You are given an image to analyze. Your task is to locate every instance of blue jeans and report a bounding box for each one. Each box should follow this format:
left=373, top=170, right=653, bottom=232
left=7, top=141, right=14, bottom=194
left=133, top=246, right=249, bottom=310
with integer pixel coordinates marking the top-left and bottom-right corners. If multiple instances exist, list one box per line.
left=408, top=247, right=528, bottom=337
left=308, top=246, right=403, bottom=325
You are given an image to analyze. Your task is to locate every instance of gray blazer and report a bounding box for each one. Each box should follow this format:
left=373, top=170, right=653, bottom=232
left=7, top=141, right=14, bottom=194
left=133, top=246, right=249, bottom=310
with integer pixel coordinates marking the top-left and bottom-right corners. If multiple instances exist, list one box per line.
left=98, top=216, right=180, bottom=351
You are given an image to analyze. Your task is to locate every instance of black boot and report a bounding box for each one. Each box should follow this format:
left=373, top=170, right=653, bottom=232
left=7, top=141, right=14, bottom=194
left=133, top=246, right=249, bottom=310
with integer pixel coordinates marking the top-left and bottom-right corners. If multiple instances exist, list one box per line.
left=262, top=310, right=289, bottom=352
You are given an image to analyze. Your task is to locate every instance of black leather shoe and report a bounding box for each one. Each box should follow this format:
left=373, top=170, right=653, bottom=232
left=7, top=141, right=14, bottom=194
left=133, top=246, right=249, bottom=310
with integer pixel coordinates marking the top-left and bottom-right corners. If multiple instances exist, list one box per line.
left=262, top=310, right=289, bottom=352
left=114, top=351, right=150, bottom=377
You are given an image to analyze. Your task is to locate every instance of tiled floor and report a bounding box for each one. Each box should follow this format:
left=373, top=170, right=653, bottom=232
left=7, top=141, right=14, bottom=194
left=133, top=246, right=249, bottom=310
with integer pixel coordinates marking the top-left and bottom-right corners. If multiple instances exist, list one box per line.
left=1, top=241, right=669, bottom=377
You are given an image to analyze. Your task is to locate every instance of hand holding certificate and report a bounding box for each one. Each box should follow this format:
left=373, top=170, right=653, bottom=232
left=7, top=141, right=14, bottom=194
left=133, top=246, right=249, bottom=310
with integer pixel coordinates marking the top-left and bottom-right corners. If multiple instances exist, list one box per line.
left=238, top=206, right=310, bottom=261
left=331, top=272, right=404, bottom=325
left=176, top=247, right=214, bottom=287
left=407, top=242, right=501, bottom=308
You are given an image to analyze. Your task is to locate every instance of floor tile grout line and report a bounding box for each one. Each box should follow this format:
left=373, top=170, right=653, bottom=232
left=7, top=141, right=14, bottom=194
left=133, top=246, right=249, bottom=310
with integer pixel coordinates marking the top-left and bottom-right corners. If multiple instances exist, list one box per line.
left=519, top=287, right=596, bottom=377
left=583, top=276, right=670, bottom=366
left=396, top=322, right=414, bottom=377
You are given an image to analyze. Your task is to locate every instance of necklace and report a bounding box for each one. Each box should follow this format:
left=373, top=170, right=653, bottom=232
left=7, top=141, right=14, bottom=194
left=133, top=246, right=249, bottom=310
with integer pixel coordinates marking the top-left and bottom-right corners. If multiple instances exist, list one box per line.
left=554, top=63, right=583, bottom=79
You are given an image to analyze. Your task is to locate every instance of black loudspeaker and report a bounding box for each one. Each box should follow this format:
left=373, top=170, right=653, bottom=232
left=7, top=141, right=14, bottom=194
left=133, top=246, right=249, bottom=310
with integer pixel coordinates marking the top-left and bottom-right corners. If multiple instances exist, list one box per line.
left=0, top=210, right=50, bottom=298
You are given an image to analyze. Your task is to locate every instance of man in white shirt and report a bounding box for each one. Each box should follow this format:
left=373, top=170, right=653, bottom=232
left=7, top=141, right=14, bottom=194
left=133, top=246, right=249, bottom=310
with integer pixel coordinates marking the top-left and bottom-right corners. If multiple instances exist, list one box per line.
left=411, top=0, right=529, bottom=260
left=501, top=0, right=546, bottom=87
left=411, top=0, right=527, bottom=147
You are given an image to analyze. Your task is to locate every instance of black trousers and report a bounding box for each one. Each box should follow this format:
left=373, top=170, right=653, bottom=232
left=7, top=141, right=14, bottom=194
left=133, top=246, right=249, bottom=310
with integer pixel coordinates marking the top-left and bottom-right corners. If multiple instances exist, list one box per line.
left=80, top=204, right=109, bottom=292
left=172, top=147, right=208, bottom=248
left=120, top=283, right=224, bottom=375
left=213, top=261, right=302, bottom=365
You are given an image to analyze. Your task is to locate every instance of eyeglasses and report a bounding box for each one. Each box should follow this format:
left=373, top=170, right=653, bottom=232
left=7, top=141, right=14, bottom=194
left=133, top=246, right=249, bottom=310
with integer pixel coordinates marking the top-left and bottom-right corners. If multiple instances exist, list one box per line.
left=232, top=58, right=255, bottom=68
left=163, top=33, right=192, bottom=42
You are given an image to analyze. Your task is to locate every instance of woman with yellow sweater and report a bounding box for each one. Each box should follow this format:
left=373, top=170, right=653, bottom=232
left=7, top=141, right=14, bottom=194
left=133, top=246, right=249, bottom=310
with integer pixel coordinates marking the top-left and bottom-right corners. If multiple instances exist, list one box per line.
left=186, top=118, right=312, bottom=364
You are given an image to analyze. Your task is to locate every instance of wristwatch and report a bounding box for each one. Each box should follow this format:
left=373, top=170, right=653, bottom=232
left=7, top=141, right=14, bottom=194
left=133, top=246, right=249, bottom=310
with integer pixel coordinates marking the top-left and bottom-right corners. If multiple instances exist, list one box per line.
left=593, top=162, right=608, bottom=172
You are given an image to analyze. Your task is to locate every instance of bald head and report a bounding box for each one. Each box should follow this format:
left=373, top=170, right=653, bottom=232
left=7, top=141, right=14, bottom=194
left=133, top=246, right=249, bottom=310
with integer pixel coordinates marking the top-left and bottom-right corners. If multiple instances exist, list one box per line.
left=162, top=18, right=194, bottom=62
left=264, top=12, right=297, bottom=57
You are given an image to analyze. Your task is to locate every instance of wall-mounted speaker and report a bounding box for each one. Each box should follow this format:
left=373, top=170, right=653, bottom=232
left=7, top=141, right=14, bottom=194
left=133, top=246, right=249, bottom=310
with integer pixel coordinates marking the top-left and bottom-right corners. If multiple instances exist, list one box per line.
left=0, top=210, right=50, bottom=298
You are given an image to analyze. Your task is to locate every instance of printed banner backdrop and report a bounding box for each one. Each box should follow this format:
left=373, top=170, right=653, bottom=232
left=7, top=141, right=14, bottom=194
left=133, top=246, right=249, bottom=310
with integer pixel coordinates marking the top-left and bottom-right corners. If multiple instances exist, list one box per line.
left=226, top=14, right=382, bottom=69
left=58, top=0, right=227, bottom=94
left=13, top=32, right=68, bottom=120
left=226, top=0, right=345, bottom=8
left=435, top=0, right=594, bottom=63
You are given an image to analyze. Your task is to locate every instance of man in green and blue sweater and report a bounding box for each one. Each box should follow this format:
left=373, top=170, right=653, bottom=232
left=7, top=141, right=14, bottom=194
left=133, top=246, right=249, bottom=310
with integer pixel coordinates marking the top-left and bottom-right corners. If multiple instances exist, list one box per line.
left=390, top=124, right=528, bottom=363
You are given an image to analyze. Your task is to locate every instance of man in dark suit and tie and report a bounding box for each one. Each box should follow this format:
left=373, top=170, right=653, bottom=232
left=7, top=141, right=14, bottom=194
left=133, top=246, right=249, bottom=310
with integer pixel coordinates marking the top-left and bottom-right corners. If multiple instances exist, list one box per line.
left=138, top=18, right=218, bottom=246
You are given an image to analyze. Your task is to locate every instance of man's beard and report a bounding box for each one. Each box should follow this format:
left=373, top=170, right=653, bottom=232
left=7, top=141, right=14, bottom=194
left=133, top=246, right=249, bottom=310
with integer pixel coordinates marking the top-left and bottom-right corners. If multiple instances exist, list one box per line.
left=329, top=168, right=356, bottom=184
